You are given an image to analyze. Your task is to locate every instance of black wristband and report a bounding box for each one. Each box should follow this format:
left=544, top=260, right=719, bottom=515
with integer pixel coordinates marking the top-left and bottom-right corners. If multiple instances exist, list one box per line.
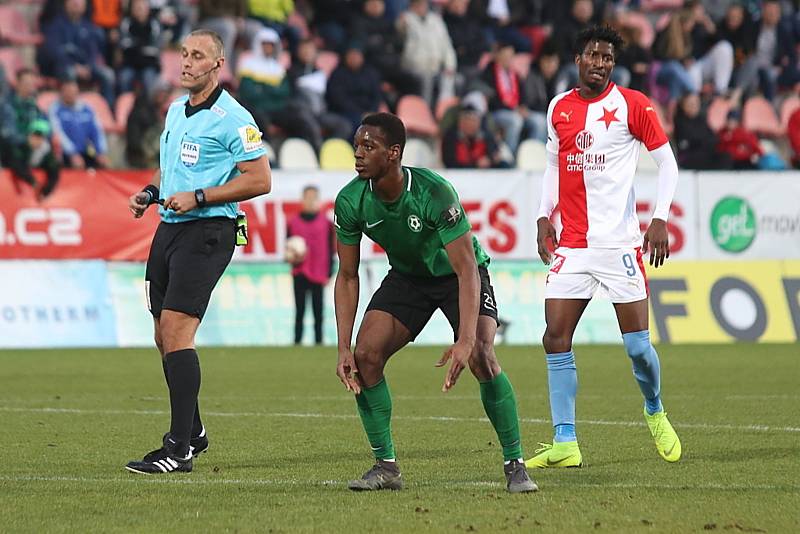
left=142, top=184, right=159, bottom=205
left=194, top=188, right=207, bottom=208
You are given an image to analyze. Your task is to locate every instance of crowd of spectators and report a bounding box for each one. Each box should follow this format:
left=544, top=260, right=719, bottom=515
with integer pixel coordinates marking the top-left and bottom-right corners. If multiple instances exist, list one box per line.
left=2, top=0, right=800, bottom=197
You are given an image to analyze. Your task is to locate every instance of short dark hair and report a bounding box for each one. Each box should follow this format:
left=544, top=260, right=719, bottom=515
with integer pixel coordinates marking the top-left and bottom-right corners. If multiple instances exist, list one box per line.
left=302, top=184, right=319, bottom=194
left=361, top=112, right=407, bottom=155
left=187, top=29, right=225, bottom=58
left=574, top=25, right=626, bottom=59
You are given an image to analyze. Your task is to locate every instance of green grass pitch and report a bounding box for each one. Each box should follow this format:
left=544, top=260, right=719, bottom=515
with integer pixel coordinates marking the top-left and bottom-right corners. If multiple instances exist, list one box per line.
left=1, top=344, right=798, bottom=533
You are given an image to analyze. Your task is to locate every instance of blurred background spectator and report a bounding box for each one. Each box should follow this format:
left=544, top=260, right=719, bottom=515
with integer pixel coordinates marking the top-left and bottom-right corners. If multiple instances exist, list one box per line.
left=0, top=0, right=797, bottom=175
left=38, top=0, right=116, bottom=106
left=287, top=38, right=352, bottom=144
left=125, top=80, right=171, bottom=168
left=351, top=0, right=421, bottom=107
left=49, top=76, right=110, bottom=170
left=326, top=42, right=382, bottom=136
left=442, top=105, right=510, bottom=169
left=287, top=185, right=334, bottom=346
left=398, top=0, right=457, bottom=107
left=717, top=109, right=763, bottom=169
left=118, top=0, right=163, bottom=95
left=674, top=92, right=731, bottom=170
left=444, top=0, right=490, bottom=93
left=239, top=28, right=323, bottom=150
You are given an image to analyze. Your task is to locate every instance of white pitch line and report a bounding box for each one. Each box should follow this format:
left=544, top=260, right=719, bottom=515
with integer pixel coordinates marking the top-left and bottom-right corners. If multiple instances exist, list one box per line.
left=0, top=475, right=796, bottom=492
left=1, top=406, right=799, bottom=433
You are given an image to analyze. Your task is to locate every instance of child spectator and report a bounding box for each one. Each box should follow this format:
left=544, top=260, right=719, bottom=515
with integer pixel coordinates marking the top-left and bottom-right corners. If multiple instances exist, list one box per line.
left=716, top=110, right=763, bottom=170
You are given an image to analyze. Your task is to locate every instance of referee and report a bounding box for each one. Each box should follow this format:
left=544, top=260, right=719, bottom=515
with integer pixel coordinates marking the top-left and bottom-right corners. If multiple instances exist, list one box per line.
left=125, top=29, right=271, bottom=474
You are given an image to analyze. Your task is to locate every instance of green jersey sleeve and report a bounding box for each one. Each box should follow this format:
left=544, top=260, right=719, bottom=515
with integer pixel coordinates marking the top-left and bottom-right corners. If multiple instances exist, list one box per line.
left=426, top=180, right=471, bottom=246
left=334, top=192, right=362, bottom=245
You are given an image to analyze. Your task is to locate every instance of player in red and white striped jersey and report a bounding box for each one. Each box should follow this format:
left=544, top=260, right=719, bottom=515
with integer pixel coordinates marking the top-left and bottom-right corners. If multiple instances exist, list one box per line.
left=527, top=26, right=682, bottom=469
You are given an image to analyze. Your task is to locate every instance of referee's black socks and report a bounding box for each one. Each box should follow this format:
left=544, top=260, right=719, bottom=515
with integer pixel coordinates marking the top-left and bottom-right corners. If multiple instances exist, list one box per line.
left=165, top=348, right=201, bottom=457
left=162, top=358, right=205, bottom=438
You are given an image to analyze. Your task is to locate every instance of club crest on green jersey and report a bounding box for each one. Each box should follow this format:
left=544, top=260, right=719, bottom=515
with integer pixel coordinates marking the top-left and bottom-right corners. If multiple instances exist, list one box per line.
left=407, top=214, right=422, bottom=232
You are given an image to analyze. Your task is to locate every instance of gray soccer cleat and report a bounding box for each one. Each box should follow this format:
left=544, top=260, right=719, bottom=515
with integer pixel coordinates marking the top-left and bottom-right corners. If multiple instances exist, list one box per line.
left=504, top=459, right=539, bottom=493
left=348, top=460, right=403, bottom=491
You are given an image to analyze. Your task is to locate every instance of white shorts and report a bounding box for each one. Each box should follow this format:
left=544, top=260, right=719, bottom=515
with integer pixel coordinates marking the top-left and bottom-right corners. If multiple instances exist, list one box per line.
left=544, top=247, right=649, bottom=303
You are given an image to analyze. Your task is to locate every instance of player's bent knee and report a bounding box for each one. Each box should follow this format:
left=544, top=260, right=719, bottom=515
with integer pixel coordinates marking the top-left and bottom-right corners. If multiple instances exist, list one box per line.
left=542, top=330, right=571, bottom=354
left=353, top=345, right=385, bottom=372
left=623, top=330, right=651, bottom=360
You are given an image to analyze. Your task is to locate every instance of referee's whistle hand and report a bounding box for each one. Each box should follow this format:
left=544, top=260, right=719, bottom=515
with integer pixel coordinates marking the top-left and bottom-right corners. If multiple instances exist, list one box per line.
left=129, top=192, right=149, bottom=218
left=163, top=192, right=198, bottom=214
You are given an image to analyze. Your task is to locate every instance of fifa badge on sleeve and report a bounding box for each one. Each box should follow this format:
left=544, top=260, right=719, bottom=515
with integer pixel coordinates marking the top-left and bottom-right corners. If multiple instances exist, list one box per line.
left=236, top=211, right=248, bottom=246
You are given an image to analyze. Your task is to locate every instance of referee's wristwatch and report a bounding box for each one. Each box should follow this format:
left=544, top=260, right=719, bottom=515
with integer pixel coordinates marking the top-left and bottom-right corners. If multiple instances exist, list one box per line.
left=194, top=188, right=207, bottom=208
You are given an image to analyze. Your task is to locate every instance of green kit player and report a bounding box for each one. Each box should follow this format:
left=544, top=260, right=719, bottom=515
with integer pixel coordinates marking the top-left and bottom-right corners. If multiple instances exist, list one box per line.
left=333, top=113, right=537, bottom=493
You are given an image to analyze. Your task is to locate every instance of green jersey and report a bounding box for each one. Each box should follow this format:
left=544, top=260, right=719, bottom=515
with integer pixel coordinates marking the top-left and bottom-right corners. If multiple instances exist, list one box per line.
left=334, top=166, right=490, bottom=277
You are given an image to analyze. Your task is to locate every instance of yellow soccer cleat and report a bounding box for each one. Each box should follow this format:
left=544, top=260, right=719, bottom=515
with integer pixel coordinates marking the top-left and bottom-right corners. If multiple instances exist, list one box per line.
left=525, top=441, right=583, bottom=468
left=644, top=408, right=682, bottom=462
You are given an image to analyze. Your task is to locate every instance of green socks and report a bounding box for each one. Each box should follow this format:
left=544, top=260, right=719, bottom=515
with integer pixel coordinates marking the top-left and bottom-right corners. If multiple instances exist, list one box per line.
left=355, top=378, right=395, bottom=460
left=480, top=371, right=524, bottom=461
left=356, top=373, right=522, bottom=462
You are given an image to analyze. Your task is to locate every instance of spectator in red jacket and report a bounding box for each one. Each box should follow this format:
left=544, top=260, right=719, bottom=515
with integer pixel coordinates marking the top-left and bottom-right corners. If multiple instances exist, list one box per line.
left=441, top=105, right=510, bottom=169
left=717, top=110, right=763, bottom=170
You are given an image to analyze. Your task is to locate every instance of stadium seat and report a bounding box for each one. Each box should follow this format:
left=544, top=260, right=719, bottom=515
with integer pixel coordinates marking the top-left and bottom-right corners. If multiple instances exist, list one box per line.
left=36, top=90, right=58, bottom=114
left=319, top=138, right=355, bottom=170
left=743, top=96, right=782, bottom=137
left=0, top=5, right=43, bottom=46
left=160, top=50, right=183, bottom=86
left=115, top=91, right=136, bottom=127
left=316, top=51, right=339, bottom=77
left=0, top=47, right=24, bottom=86
left=779, top=95, right=800, bottom=132
left=278, top=138, right=318, bottom=170
left=637, top=146, right=659, bottom=172
left=397, top=95, right=438, bottom=137
left=435, top=96, right=459, bottom=122
left=511, top=53, right=532, bottom=79
left=516, top=139, right=547, bottom=171
left=80, top=91, right=122, bottom=134
left=402, top=138, right=435, bottom=167
left=707, top=96, right=732, bottom=133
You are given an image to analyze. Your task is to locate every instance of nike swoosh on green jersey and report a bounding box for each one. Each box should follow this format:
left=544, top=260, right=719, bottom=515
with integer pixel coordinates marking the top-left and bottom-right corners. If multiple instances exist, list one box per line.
left=366, top=220, right=384, bottom=228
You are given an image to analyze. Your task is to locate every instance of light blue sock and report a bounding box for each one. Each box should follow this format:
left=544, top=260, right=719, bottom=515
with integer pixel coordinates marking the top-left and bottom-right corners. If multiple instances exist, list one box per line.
left=546, top=351, right=577, bottom=443
left=622, top=330, right=663, bottom=415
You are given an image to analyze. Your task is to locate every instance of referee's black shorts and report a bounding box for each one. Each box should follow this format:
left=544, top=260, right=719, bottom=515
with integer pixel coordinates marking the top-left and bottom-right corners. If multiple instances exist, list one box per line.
left=366, top=266, right=499, bottom=341
left=145, top=217, right=236, bottom=320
